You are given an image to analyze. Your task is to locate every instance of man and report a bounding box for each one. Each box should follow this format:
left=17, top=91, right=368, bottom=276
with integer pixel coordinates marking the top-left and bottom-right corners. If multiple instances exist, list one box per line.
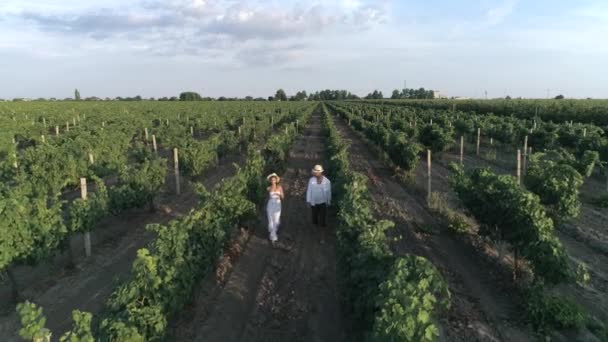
left=306, top=164, right=331, bottom=243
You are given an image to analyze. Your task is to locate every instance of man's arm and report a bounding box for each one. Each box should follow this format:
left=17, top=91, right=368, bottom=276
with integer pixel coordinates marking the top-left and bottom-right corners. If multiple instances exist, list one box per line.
left=305, top=178, right=312, bottom=205
left=326, top=178, right=332, bottom=205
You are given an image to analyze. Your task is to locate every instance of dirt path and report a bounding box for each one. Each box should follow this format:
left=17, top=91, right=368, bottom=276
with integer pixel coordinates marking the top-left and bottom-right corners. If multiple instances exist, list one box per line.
left=0, top=154, right=244, bottom=341
left=332, top=114, right=534, bottom=341
left=171, top=106, right=345, bottom=342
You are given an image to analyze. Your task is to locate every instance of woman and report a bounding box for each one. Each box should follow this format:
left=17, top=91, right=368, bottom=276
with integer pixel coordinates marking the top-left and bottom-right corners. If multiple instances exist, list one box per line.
left=266, top=173, right=284, bottom=245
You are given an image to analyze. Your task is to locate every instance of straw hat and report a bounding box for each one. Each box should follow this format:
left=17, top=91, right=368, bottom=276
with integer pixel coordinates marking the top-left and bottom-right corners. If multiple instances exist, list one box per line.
left=312, top=165, right=324, bottom=174
left=266, top=173, right=280, bottom=182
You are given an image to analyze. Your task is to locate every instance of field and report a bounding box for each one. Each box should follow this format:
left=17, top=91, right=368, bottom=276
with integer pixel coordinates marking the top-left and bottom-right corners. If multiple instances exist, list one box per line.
left=1, top=100, right=608, bottom=341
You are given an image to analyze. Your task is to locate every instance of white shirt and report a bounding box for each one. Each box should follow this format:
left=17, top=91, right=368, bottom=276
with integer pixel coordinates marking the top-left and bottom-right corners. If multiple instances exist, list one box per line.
left=306, top=176, right=331, bottom=206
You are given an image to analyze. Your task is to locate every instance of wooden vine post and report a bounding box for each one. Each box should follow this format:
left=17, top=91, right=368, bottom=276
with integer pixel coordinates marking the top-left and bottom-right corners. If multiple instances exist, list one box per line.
left=427, top=149, right=432, bottom=203
left=523, top=135, right=528, bottom=174
left=476, top=128, right=481, bottom=156
left=152, top=135, right=158, bottom=154
left=517, top=149, right=522, bottom=185
left=41, top=135, right=45, bottom=143
left=174, top=148, right=181, bottom=195
left=66, top=121, right=70, bottom=132
left=88, top=153, right=95, bottom=165
left=190, top=126, right=194, bottom=136
left=460, top=136, right=464, bottom=165
left=81, top=178, right=92, bottom=258
left=144, top=128, right=149, bottom=141
left=43, top=117, right=46, bottom=127
left=55, top=126, right=60, bottom=136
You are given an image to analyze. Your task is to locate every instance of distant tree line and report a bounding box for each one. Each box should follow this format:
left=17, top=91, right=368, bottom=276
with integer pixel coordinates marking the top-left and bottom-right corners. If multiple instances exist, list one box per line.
left=390, top=88, right=435, bottom=99
left=6, top=87, right=440, bottom=102
left=266, top=89, right=359, bottom=101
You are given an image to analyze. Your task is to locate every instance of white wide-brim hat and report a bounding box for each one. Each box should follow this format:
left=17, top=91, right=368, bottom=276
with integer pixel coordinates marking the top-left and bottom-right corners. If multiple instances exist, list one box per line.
left=312, top=165, right=324, bottom=174
left=266, top=173, right=280, bottom=182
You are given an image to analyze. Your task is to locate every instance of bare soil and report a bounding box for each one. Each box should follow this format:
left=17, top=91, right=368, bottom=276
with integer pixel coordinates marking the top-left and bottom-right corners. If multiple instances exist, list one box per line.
left=170, top=107, right=346, bottom=342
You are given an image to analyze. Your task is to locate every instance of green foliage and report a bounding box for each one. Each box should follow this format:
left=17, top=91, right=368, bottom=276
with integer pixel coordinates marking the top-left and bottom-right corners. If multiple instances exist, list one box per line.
left=274, top=89, right=287, bottom=101
left=67, top=177, right=109, bottom=233
left=16, top=301, right=51, bottom=342
left=417, top=123, right=454, bottom=154
left=387, top=132, right=423, bottom=172
left=59, top=310, right=94, bottom=342
left=179, top=91, right=202, bottom=101
left=109, top=158, right=167, bottom=213
left=372, top=256, right=451, bottom=342
left=180, top=137, right=220, bottom=177
left=525, top=153, right=584, bottom=220
left=0, top=184, right=65, bottom=272
left=449, top=164, right=571, bottom=284
left=524, top=285, right=587, bottom=334
left=577, top=150, right=600, bottom=177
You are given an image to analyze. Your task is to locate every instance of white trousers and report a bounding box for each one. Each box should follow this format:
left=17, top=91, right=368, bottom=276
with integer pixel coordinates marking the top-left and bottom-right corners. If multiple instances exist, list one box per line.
left=266, top=200, right=281, bottom=242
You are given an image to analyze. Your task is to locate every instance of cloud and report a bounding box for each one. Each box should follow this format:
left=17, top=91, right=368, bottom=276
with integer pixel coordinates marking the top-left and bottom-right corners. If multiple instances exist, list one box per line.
left=10, top=0, right=389, bottom=64
left=204, top=4, right=332, bottom=40
left=20, top=10, right=176, bottom=38
left=483, top=0, right=518, bottom=26
left=16, top=0, right=387, bottom=41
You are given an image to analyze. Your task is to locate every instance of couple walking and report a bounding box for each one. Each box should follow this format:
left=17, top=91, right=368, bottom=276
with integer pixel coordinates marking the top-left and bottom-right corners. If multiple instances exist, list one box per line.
left=266, top=164, right=331, bottom=246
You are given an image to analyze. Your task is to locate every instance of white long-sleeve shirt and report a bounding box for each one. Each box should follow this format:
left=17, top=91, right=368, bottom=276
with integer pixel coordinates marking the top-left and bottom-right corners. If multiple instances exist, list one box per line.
left=306, top=176, right=331, bottom=206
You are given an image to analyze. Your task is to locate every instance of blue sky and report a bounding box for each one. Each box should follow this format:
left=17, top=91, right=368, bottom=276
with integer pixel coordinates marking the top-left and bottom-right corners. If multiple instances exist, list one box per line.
left=0, top=0, right=606, bottom=99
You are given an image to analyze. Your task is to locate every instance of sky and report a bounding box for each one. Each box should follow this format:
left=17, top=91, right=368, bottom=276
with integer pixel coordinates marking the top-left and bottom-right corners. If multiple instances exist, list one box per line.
left=0, top=0, right=607, bottom=99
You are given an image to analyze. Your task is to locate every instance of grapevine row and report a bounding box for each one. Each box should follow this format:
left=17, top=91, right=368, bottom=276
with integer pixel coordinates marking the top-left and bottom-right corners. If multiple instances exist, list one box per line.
left=322, top=104, right=450, bottom=341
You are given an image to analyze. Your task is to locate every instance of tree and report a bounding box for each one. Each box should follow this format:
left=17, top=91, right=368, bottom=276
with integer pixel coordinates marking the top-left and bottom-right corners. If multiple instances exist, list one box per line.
left=365, top=90, right=384, bottom=99
left=274, top=89, right=287, bottom=101
left=291, top=90, right=307, bottom=101
left=391, top=89, right=401, bottom=99
left=179, top=92, right=202, bottom=101
left=555, top=94, right=565, bottom=100
left=245, top=96, right=253, bottom=101
left=74, top=89, right=81, bottom=101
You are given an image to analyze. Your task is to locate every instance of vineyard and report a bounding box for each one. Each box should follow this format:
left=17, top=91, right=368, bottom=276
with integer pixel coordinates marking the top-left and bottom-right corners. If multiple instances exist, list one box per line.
left=1, top=99, right=608, bottom=341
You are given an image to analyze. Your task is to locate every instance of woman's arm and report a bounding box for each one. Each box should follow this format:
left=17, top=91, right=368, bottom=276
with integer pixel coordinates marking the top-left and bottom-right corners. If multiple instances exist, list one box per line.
left=279, top=186, right=285, bottom=199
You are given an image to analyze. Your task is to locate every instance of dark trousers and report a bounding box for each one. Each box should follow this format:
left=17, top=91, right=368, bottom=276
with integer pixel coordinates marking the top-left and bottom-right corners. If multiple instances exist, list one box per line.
left=311, top=203, right=327, bottom=227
